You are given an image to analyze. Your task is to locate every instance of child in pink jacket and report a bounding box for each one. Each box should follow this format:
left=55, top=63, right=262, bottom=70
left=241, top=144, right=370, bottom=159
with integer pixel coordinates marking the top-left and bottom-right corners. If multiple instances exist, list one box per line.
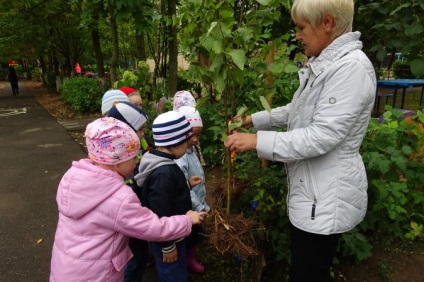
left=50, top=117, right=206, bottom=282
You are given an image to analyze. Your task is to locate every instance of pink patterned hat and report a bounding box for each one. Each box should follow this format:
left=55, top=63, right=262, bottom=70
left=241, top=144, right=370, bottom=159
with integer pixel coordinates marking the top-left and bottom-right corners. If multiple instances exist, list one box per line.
left=85, top=117, right=140, bottom=165
left=173, top=90, right=196, bottom=111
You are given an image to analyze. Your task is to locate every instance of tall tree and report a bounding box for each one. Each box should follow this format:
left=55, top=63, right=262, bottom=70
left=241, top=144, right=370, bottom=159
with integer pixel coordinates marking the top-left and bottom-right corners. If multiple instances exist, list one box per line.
left=108, top=3, right=119, bottom=85
left=167, top=0, right=178, bottom=97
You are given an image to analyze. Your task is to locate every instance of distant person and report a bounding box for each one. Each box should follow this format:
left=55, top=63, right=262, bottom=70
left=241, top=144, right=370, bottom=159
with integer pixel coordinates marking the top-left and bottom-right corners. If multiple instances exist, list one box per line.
left=7, top=66, right=19, bottom=96
left=101, top=89, right=129, bottom=115
left=120, top=87, right=143, bottom=109
left=75, top=63, right=82, bottom=77
left=50, top=117, right=206, bottom=281
left=135, top=111, right=205, bottom=282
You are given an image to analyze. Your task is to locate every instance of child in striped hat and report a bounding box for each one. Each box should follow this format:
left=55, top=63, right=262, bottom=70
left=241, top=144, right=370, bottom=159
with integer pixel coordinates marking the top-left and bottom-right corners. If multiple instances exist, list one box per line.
left=135, top=111, right=206, bottom=281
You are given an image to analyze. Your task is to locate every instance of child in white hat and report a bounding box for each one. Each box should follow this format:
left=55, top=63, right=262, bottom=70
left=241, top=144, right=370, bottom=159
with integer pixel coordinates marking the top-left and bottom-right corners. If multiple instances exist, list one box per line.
left=135, top=111, right=206, bottom=281
left=50, top=117, right=206, bottom=282
left=173, top=90, right=209, bottom=273
left=101, top=89, right=129, bottom=115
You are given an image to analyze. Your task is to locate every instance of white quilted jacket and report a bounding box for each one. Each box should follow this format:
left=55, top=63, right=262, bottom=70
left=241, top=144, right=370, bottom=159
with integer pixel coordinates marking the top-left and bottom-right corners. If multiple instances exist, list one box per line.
left=252, top=32, right=376, bottom=234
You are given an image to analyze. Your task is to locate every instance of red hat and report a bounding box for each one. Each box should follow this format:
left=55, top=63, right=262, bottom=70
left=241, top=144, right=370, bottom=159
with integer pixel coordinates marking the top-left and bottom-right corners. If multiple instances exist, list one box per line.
left=119, top=87, right=138, bottom=96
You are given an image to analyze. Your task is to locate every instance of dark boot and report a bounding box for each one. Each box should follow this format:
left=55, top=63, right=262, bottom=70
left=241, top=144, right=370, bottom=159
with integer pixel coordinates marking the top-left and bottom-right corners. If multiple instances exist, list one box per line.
left=186, top=247, right=205, bottom=273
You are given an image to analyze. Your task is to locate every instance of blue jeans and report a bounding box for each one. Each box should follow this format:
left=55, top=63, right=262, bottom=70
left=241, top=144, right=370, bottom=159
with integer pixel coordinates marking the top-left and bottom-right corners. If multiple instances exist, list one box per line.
left=124, top=238, right=149, bottom=282
left=152, top=240, right=186, bottom=282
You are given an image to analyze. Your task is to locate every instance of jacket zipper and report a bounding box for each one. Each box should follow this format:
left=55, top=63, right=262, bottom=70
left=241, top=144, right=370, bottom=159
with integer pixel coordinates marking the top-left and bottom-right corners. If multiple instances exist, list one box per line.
left=305, top=161, right=320, bottom=220
left=311, top=197, right=316, bottom=220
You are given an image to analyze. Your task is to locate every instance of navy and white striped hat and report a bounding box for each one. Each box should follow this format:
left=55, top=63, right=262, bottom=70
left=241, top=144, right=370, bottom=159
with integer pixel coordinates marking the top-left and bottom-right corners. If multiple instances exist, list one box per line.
left=108, top=101, right=147, bottom=132
left=153, top=111, right=193, bottom=147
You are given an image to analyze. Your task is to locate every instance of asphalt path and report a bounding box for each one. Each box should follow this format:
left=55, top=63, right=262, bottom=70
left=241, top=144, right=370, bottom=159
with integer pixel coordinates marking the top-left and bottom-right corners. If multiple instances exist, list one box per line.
left=0, top=81, right=86, bottom=281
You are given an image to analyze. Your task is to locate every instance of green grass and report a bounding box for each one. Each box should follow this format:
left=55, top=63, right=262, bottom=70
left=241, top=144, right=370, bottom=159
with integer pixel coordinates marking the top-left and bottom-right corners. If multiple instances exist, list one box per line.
left=374, top=86, right=423, bottom=117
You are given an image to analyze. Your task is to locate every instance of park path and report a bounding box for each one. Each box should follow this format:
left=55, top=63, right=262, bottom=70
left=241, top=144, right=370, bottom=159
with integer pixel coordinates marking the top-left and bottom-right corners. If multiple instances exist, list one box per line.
left=0, top=81, right=86, bottom=281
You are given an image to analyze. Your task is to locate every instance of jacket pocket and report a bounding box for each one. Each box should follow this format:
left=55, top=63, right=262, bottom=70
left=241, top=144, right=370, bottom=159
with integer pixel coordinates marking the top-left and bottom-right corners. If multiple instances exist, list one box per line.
left=111, top=246, right=132, bottom=272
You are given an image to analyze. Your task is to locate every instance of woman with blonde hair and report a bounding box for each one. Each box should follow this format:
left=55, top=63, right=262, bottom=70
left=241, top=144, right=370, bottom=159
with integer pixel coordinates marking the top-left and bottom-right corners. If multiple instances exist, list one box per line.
left=224, top=0, right=376, bottom=280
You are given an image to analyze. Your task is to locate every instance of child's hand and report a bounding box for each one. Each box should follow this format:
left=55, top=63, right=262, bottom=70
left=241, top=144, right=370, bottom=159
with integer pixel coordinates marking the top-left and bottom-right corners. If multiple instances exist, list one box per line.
left=189, top=176, right=202, bottom=188
left=163, top=249, right=178, bottom=263
left=186, top=210, right=208, bottom=224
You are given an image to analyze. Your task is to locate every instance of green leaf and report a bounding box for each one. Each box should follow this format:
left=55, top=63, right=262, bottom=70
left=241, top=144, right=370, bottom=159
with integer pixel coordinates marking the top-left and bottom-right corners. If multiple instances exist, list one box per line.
left=384, top=22, right=402, bottom=31
left=390, top=3, right=411, bottom=16
left=227, top=49, right=246, bottom=70
left=268, top=62, right=285, bottom=74
left=221, top=9, right=234, bottom=19
left=207, top=22, right=218, bottom=37
left=228, top=121, right=242, bottom=131
left=411, top=59, right=424, bottom=78
left=257, top=0, right=271, bottom=5
left=404, top=23, right=424, bottom=37
left=283, top=64, right=299, bottom=74
left=209, top=53, right=224, bottom=71
left=260, top=96, right=272, bottom=112
left=212, top=40, right=223, bottom=54
left=214, top=66, right=227, bottom=94
left=200, top=35, right=215, bottom=51
left=387, top=38, right=403, bottom=49
left=236, top=105, right=248, bottom=117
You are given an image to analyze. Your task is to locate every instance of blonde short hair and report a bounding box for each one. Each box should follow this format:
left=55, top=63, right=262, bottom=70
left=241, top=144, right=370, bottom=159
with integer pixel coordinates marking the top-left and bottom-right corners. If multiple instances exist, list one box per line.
left=291, top=0, right=354, bottom=39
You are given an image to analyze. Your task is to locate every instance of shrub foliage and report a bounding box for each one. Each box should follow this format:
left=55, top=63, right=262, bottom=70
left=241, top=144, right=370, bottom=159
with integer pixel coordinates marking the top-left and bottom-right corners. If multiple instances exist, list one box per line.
left=61, top=77, right=102, bottom=114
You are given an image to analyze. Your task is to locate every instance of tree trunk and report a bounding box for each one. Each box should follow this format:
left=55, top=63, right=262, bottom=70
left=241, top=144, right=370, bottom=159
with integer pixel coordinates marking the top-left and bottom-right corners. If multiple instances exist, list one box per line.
left=39, top=56, right=47, bottom=85
left=167, top=0, right=178, bottom=98
left=92, top=28, right=106, bottom=85
left=136, top=32, right=146, bottom=61
left=108, top=4, right=119, bottom=86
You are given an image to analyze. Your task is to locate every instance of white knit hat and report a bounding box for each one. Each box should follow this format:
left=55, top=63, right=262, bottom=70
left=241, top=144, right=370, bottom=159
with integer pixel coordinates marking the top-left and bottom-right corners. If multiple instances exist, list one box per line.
left=179, top=108, right=203, bottom=128
left=108, top=101, right=147, bottom=132
left=173, top=90, right=203, bottom=128
left=101, top=90, right=129, bottom=115
left=153, top=111, right=193, bottom=147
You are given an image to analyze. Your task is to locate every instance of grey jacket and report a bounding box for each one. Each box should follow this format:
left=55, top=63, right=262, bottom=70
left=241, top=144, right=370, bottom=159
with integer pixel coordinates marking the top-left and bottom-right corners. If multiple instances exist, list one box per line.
left=252, top=32, right=376, bottom=234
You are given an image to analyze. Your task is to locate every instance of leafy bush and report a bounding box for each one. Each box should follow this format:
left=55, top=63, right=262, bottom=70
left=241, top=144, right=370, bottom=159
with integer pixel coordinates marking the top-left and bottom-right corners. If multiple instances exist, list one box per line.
left=0, top=69, right=8, bottom=81
left=392, top=60, right=414, bottom=79
left=31, top=68, right=42, bottom=82
left=61, top=77, right=103, bottom=113
left=360, top=109, right=424, bottom=240
left=114, top=70, right=138, bottom=89
left=114, top=61, right=152, bottom=99
left=44, top=70, right=57, bottom=88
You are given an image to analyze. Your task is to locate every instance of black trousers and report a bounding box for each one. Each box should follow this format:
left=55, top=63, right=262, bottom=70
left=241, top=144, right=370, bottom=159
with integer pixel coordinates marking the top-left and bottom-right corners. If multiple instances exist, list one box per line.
left=290, top=224, right=341, bottom=282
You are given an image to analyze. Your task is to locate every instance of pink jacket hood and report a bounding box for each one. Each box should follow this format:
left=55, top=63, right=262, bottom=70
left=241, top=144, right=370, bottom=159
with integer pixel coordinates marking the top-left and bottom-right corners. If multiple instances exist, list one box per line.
left=57, top=158, right=125, bottom=219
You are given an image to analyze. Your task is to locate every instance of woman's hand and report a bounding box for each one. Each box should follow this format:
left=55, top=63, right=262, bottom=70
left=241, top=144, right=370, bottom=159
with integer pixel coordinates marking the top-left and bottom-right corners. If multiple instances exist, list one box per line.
left=186, top=210, right=208, bottom=224
left=224, top=132, right=257, bottom=153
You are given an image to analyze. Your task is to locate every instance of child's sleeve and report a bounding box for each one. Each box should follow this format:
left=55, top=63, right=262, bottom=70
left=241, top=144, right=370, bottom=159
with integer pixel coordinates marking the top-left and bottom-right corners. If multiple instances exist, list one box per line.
left=115, top=192, right=192, bottom=242
left=190, top=190, right=205, bottom=212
